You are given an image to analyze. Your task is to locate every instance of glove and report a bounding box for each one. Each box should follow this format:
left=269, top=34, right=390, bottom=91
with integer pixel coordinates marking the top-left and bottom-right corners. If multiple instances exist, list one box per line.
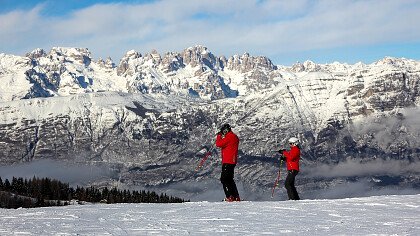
left=280, top=155, right=286, bottom=162
left=277, top=149, right=286, bottom=154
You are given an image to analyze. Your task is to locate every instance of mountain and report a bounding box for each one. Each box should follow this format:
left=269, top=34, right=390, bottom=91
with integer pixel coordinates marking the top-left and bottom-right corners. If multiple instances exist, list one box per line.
left=0, top=46, right=276, bottom=102
left=0, top=46, right=419, bottom=200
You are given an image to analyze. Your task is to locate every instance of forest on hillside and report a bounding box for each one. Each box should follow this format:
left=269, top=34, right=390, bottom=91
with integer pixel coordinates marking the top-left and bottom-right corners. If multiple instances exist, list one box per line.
left=0, top=176, right=187, bottom=209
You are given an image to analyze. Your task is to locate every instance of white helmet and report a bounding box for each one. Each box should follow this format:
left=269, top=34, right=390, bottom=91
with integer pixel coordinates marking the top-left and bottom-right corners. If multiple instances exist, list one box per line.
left=288, top=137, right=299, bottom=145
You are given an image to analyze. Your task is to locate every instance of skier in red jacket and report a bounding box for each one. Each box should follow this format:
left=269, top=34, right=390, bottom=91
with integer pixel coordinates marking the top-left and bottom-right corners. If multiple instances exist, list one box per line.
left=280, top=137, right=301, bottom=200
left=215, top=124, right=240, bottom=202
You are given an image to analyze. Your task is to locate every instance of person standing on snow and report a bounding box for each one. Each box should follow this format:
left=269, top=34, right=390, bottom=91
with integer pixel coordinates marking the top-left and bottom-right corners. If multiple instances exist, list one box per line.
left=215, top=124, right=240, bottom=202
left=279, top=137, right=301, bottom=200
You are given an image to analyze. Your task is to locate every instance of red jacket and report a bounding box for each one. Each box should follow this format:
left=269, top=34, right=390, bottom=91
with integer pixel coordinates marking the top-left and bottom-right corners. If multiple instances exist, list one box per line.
left=282, top=145, right=300, bottom=171
left=215, top=131, right=239, bottom=164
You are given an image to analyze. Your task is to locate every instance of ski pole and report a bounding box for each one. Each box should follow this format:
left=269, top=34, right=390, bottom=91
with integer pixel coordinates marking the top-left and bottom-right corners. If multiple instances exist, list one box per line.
left=271, top=159, right=283, bottom=198
left=195, top=151, right=212, bottom=171
left=195, top=146, right=216, bottom=171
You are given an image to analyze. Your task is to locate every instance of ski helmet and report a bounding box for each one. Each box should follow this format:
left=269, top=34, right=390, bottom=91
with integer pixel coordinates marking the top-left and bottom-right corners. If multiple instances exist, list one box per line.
left=288, top=137, right=299, bottom=145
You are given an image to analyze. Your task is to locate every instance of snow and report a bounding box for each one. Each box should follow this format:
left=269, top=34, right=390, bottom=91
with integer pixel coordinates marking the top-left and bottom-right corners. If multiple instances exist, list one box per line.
left=0, top=53, right=32, bottom=101
left=0, top=194, right=418, bottom=235
left=0, top=92, right=191, bottom=126
left=218, top=69, right=248, bottom=95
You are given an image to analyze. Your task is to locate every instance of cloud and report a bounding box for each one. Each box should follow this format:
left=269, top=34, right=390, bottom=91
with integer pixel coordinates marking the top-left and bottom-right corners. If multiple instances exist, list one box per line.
left=305, top=158, right=420, bottom=178
left=303, top=180, right=419, bottom=200
left=0, top=0, right=420, bottom=64
left=347, top=107, right=420, bottom=152
left=0, top=159, right=115, bottom=186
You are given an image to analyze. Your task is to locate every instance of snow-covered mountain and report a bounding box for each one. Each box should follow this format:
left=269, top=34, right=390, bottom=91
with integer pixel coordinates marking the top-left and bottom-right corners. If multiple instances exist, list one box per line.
left=0, top=46, right=419, bottom=200
left=0, top=46, right=275, bottom=101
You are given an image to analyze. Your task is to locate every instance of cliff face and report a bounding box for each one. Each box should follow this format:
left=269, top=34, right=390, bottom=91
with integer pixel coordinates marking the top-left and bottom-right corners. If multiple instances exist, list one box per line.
left=1, top=47, right=419, bottom=200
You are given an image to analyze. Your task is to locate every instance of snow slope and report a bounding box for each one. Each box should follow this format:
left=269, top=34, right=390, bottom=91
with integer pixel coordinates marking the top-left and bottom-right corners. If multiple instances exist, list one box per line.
left=0, top=194, right=419, bottom=235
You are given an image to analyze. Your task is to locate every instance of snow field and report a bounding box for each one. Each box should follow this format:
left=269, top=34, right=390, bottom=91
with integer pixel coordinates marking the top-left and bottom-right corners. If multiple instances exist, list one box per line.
left=0, top=194, right=418, bottom=235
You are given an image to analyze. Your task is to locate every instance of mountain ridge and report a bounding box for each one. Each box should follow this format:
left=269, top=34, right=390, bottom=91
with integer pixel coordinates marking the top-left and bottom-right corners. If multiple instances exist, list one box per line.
left=2, top=45, right=418, bottom=103
left=0, top=46, right=419, bottom=200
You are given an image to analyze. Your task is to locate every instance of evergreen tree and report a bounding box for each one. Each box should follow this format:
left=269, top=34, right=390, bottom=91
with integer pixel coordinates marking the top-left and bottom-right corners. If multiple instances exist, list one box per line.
left=0, top=176, right=3, bottom=190
left=36, top=197, right=45, bottom=207
left=4, top=179, right=11, bottom=191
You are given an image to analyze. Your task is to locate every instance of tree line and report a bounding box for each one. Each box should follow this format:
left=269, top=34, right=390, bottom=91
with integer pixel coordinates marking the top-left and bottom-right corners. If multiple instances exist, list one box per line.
left=0, top=176, right=187, bottom=209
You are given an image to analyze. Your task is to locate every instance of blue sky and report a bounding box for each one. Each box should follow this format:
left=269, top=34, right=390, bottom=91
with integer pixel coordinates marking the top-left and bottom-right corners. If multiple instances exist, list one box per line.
left=1, top=0, right=419, bottom=66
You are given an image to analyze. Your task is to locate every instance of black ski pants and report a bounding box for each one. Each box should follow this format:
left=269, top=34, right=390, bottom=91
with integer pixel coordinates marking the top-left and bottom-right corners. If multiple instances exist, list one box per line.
left=220, top=163, right=239, bottom=198
left=285, top=170, right=300, bottom=200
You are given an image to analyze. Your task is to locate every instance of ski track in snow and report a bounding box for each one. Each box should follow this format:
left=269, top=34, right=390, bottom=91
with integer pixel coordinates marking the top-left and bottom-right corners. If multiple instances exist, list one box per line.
left=0, top=194, right=419, bottom=235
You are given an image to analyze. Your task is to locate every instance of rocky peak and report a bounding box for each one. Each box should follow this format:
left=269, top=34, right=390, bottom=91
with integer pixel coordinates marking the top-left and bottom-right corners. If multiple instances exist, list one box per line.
left=26, top=48, right=47, bottom=59
left=376, top=56, right=400, bottom=66
left=290, top=61, right=305, bottom=72
left=225, top=53, right=276, bottom=73
left=290, top=60, right=321, bottom=72
left=303, top=60, right=321, bottom=72
left=122, top=50, right=142, bottom=60
left=218, top=55, right=228, bottom=68
left=181, top=45, right=218, bottom=69
left=374, top=56, right=419, bottom=71
left=117, top=50, right=142, bottom=76
left=98, top=57, right=115, bottom=69
left=105, top=57, right=115, bottom=68
left=161, top=52, right=184, bottom=73
left=48, top=47, right=92, bottom=66
left=145, top=49, right=162, bottom=64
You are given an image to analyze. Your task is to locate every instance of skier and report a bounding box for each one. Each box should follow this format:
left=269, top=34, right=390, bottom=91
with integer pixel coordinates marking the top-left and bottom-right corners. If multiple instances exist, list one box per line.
left=215, top=124, right=240, bottom=202
left=279, top=137, right=301, bottom=200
